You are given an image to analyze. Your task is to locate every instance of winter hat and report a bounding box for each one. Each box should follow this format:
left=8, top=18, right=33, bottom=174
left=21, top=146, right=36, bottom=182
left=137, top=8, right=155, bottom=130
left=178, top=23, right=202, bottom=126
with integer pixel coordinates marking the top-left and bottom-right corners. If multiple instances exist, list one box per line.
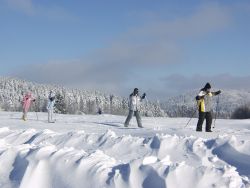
left=49, top=91, right=55, bottom=97
left=133, top=88, right=139, bottom=94
left=49, top=91, right=55, bottom=101
left=204, top=83, right=211, bottom=90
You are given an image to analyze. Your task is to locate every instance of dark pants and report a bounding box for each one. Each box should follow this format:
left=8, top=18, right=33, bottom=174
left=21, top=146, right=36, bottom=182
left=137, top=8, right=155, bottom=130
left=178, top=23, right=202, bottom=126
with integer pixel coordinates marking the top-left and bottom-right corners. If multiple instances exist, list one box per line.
left=196, top=111, right=212, bottom=131
left=124, top=110, right=142, bottom=127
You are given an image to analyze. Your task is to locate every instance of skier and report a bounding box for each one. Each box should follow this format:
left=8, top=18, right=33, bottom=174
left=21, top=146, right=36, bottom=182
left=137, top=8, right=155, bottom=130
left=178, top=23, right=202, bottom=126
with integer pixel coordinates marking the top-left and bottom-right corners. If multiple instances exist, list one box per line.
left=47, top=91, right=56, bottom=123
left=124, top=88, right=146, bottom=128
left=196, top=83, right=221, bottom=132
left=22, top=92, right=36, bottom=121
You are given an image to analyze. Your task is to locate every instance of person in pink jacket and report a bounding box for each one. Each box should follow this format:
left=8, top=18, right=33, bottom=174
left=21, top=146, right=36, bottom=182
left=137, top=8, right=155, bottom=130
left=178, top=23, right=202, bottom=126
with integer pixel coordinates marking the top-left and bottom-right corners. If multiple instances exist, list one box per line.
left=22, top=92, right=36, bottom=121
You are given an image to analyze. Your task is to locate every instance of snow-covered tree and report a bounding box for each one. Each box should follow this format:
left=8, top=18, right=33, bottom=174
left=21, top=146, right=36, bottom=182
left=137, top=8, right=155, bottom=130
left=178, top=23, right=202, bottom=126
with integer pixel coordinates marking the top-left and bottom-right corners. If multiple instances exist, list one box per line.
left=0, top=77, right=167, bottom=117
left=55, top=93, right=67, bottom=114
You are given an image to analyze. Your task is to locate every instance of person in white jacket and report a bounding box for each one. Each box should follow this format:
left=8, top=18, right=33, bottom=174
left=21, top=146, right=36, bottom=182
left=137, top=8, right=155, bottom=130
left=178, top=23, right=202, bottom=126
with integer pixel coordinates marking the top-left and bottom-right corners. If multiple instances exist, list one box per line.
left=47, top=91, right=56, bottom=123
left=124, top=88, right=146, bottom=128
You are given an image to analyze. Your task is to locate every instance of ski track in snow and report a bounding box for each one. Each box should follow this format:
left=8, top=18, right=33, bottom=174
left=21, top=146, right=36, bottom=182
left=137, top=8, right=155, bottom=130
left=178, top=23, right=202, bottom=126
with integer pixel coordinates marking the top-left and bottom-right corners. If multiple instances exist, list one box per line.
left=0, top=112, right=250, bottom=188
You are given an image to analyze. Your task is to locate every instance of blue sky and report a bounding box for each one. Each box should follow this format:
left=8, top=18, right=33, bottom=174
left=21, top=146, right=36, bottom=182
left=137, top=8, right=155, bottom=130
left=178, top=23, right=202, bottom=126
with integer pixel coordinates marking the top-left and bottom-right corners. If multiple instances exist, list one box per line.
left=0, top=0, right=250, bottom=99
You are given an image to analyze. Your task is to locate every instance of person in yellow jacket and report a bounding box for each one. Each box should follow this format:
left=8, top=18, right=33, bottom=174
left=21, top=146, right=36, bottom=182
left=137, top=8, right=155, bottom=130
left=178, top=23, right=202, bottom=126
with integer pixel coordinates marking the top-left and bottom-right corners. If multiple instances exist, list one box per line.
left=196, top=83, right=221, bottom=132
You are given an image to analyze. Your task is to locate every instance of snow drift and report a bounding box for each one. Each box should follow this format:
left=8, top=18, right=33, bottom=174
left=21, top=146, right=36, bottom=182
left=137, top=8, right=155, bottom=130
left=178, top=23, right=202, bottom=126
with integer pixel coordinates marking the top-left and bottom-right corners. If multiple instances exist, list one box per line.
left=0, top=112, right=249, bottom=188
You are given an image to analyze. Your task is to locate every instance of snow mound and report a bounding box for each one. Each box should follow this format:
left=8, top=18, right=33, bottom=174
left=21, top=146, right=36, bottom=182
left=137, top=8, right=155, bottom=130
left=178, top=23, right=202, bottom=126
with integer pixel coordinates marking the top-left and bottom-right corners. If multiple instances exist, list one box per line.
left=0, top=128, right=249, bottom=187
left=0, top=112, right=250, bottom=187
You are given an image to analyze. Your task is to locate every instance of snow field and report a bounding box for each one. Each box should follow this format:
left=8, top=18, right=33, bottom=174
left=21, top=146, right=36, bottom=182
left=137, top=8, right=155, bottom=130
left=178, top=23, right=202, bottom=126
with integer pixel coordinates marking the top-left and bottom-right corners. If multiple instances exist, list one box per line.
left=0, top=112, right=249, bottom=188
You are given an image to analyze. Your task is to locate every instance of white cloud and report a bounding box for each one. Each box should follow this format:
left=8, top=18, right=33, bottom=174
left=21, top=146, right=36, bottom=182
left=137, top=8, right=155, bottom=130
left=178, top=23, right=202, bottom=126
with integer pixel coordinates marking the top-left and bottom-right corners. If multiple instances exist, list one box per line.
left=5, top=0, right=35, bottom=15
left=161, top=74, right=250, bottom=92
left=97, top=3, right=231, bottom=65
left=12, top=60, right=133, bottom=95
left=4, top=0, right=76, bottom=21
left=10, top=3, right=237, bottom=98
left=126, top=3, right=231, bottom=41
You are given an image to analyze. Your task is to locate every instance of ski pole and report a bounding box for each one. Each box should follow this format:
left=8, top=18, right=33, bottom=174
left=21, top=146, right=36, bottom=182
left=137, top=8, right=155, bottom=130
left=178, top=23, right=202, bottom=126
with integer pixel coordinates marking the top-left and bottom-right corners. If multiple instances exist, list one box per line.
left=185, top=108, right=197, bottom=128
left=54, top=107, right=57, bottom=122
left=213, top=95, right=220, bottom=128
left=34, top=92, right=39, bottom=121
left=34, top=99, right=39, bottom=121
left=35, top=102, right=39, bottom=121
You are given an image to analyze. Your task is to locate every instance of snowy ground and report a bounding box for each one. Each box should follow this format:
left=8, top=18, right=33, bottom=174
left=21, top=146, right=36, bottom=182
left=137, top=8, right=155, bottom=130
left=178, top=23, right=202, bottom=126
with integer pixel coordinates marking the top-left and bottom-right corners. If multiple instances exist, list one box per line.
left=0, top=111, right=250, bottom=188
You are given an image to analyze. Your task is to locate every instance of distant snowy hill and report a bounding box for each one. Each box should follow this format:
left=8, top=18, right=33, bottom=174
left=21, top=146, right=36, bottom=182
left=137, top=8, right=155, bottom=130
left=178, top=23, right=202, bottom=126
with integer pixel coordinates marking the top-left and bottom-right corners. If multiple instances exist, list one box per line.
left=0, top=77, right=166, bottom=117
left=162, top=89, right=250, bottom=118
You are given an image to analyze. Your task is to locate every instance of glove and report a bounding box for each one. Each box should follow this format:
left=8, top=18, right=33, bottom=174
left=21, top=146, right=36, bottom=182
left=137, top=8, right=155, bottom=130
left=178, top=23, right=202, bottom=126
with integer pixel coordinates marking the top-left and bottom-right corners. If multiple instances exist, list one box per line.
left=142, top=93, right=146, bottom=99
left=216, top=90, right=221, bottom=95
